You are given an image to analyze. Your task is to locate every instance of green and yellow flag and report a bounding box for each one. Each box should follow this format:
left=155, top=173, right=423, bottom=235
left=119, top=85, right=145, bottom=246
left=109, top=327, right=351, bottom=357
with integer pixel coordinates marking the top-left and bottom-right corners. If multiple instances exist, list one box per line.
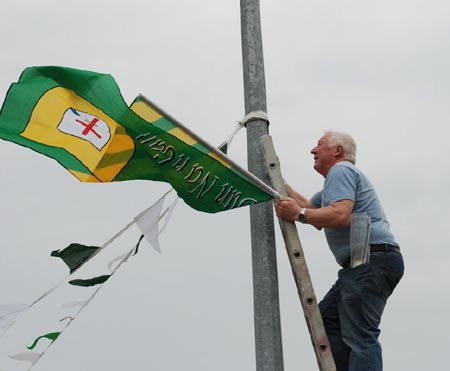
left=0, top=66, right=276, bottom=213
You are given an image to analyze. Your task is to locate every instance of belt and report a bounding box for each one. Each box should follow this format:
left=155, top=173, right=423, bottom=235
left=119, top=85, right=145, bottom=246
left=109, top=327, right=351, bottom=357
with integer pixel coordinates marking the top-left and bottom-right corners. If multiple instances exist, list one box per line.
left=370, top=244, right=400, bottom=253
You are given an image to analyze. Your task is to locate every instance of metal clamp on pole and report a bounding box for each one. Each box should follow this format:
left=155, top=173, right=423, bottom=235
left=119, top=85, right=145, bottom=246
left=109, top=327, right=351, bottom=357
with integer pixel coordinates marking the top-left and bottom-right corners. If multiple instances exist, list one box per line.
left=239, top=110, right=269, bottom=127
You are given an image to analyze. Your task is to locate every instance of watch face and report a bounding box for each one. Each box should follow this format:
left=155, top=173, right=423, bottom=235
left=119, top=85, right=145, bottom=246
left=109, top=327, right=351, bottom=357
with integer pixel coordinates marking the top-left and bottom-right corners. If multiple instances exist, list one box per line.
left=298, top=212, right=305, bottom=222
left=298, top=209, right=306, bottom=222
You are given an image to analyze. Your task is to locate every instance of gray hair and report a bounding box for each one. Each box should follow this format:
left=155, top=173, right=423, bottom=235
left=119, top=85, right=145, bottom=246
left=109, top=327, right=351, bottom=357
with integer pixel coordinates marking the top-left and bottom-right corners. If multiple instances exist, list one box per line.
left=325, top=130, right=357, bottom=164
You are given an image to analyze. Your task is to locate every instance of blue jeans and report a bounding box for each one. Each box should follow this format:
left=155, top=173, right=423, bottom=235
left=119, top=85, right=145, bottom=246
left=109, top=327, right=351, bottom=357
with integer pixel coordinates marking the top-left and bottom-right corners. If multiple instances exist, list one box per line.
left=319, top=251, right=404, bottom=371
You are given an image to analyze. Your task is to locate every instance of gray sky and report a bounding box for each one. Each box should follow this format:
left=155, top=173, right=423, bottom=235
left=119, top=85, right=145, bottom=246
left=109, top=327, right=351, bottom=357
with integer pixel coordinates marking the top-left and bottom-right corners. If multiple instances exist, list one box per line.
left=1, top=0, right=449, bottom=370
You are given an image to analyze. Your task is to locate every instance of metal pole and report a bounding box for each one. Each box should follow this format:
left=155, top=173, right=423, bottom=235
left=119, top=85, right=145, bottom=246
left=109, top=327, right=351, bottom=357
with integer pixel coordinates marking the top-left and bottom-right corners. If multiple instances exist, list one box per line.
left=240, top=1, right=284, bottom=370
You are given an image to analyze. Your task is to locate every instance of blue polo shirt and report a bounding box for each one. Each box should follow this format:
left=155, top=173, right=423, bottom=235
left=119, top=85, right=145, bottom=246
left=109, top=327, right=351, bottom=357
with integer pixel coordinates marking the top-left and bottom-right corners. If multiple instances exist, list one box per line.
left=310, top=161, right=398, bottom=266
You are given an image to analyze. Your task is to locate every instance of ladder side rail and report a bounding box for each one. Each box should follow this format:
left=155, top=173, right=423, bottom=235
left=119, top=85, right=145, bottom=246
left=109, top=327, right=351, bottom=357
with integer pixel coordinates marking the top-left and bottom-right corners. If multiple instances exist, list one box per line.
left=261, top=135, right=337, bottom=371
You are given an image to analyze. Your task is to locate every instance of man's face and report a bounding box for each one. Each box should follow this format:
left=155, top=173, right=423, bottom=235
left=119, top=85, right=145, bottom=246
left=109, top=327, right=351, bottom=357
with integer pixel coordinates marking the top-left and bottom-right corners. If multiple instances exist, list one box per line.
left=310, top=134, right=337, bottom=177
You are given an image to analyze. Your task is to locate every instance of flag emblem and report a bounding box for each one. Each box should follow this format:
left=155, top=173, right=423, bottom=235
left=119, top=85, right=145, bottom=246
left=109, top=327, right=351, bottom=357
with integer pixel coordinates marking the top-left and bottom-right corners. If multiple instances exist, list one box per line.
left=19, top=86, right=135, bottom=182
left=58, top=108, right=111, bottom=150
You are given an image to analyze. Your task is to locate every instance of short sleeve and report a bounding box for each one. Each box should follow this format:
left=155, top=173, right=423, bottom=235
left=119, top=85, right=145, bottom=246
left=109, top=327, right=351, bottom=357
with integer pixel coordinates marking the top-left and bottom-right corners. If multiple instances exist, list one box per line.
left=310, top=191, right=323, bottom=208
left=322, top=163, right=358, bottom=206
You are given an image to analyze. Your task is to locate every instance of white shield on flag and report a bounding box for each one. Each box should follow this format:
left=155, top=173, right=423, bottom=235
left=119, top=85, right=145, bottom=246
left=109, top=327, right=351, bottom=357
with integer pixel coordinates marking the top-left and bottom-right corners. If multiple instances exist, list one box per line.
left=58, top=108, right=111, bottom=150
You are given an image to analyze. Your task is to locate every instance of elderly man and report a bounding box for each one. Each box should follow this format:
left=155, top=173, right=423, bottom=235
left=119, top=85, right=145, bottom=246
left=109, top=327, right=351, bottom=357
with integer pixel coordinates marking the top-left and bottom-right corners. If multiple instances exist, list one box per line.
left=275, top=130, right=404, bottom=371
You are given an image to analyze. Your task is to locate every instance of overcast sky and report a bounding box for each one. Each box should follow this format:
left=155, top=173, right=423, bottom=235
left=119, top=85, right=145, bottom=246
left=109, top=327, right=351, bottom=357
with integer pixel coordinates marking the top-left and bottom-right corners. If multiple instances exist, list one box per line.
left=1, top=1, right=449, bottom=370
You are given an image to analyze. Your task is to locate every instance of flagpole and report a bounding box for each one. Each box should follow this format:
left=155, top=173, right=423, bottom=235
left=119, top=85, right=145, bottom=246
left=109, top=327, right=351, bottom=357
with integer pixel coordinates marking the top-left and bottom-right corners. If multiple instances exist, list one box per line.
left=240, top=1, right=284, bottom=371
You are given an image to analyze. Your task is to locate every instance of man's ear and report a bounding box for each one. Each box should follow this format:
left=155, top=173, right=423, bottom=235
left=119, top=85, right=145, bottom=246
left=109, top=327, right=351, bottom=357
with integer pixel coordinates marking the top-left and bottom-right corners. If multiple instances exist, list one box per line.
left=335, top=145, right=344, bottom=156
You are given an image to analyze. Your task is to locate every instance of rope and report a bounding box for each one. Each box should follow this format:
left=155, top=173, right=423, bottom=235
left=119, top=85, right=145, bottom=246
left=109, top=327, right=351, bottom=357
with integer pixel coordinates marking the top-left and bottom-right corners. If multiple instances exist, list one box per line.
left=239, top=110, right=269, bottom=127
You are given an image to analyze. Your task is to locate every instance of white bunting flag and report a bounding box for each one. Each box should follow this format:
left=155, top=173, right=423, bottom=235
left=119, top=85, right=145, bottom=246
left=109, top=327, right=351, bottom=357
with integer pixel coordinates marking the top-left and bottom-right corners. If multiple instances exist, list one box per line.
left=134, top=197, right=165, bottom=253
left=0, top=304, right=28, bottom=331
left=9, top=352, right=42, bottom=364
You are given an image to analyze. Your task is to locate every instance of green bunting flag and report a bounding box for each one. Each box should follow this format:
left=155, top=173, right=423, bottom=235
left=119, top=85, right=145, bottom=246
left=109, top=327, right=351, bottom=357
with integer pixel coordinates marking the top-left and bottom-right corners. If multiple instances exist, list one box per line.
left=0, top=66, right=276, bottom=213
left=27, top=332, right=60, bottom=350
left=68, top=275, right=111, bottom=287
left=51, top=243, right=100, bottom=273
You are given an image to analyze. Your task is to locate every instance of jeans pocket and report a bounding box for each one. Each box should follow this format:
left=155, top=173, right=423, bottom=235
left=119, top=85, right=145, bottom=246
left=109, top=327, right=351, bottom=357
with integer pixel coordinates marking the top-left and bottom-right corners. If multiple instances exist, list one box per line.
left=339, top=261, right=370, bottom=277
left=369, top=252, right=404, bottom=300
left=382, top=254, right=404, bottom=293
left=338, top=263, right=370, bottom=298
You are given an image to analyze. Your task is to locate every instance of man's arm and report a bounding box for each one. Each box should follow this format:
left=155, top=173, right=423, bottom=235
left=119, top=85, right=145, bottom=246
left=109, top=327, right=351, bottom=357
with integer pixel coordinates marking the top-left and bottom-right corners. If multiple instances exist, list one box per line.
left=284, top=183, right=316, bottom=209
left=275, top=197, right=354, bottom=229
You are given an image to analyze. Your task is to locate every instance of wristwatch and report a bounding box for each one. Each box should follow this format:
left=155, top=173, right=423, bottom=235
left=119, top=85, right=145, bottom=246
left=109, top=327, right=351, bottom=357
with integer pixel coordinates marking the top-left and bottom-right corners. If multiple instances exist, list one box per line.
left=297, top=208, right=307, bottom=223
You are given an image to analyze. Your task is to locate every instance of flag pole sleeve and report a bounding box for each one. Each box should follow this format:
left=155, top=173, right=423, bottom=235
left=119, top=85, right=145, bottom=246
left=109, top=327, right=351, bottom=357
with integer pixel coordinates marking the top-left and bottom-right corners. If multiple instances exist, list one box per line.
left=137, top=95, right=280, bottom=200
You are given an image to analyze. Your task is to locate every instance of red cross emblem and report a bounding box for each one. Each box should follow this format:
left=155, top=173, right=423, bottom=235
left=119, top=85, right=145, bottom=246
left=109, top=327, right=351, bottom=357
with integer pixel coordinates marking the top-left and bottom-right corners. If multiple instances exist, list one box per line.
left=75, top=117, right=102, bottom=139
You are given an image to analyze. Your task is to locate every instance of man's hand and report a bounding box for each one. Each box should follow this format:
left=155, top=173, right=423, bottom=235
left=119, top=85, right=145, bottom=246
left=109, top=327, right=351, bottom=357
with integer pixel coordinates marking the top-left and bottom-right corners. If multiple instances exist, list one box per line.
left=274, top=197, right=301, bottom=222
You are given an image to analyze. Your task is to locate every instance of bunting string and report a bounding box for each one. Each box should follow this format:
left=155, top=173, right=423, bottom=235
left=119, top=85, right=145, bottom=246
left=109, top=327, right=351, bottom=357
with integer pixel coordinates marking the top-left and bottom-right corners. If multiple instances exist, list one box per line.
left=1, top=121, right=244, bottom=370
left=0, top=188, right=174, bottom=339
left=22, top=244, right=138, bottom=371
